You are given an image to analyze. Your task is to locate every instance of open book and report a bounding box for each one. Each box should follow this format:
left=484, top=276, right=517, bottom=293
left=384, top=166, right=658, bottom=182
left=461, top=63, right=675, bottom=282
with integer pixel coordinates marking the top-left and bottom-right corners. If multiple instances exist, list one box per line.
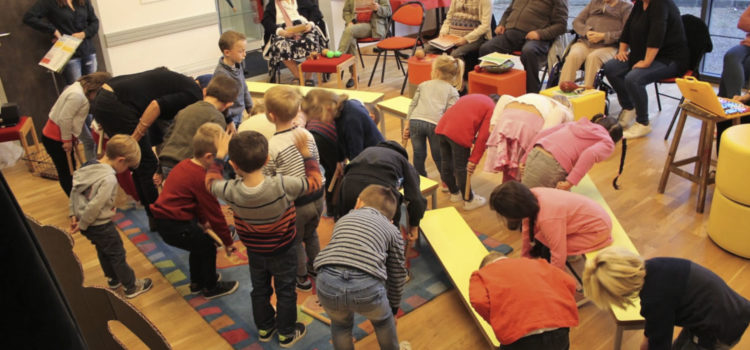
left=479, top=52, right=524, bottom=70
left=429, top=35, right=462, bottom=51
left=38, top=35, right=82, bottom=73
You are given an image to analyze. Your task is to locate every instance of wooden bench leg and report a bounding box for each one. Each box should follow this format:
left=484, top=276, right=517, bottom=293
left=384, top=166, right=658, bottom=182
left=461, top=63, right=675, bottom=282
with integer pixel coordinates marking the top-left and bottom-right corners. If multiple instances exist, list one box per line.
left=352, top=61, right=359, bottom=89
left=697, top=121, right=715, bottom=213
left=613, top=325, right=624, bottom=350
left=658, top=109, right=688, bottom=193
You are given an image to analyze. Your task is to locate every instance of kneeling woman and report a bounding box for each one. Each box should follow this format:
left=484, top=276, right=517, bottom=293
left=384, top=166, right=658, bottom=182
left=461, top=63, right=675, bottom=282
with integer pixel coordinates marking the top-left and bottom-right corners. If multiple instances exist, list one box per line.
left=489, top=181, right=612, bottom=270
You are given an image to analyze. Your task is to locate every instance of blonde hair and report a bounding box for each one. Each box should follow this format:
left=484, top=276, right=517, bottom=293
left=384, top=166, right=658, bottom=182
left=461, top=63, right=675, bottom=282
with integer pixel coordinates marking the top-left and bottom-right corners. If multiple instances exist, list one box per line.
left=583, top=247, right=646, bottom=310
left=265, top=86, right=303, bottom=123
left=479, top=251, right=506, bottom=269
left=105, top=134, right=141, bottom=167
left=219, top=30, right=246, bottom=52
left=301, top=89, right=348, bottom=123
left=431, top=54, right=464, bottom=91
left=358, top=184, right=397, bottom=220
left=193, top=123, right=224, bottom=158
left=250, top=103, right=266, bottom=116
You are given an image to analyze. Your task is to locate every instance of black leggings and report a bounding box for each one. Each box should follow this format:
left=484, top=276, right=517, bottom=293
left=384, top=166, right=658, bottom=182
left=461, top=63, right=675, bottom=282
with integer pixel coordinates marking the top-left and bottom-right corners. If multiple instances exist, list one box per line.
left=42, top=135, right=75, bottom=196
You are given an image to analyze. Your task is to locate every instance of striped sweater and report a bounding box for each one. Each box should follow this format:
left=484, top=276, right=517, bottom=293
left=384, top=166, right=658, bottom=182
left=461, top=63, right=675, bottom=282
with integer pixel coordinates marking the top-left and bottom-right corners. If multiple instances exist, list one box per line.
left=205, top=158, right=322, bottom=255
left=263, top=126, right=324, bottom=205
left=313, top=207, right=407, bottom=307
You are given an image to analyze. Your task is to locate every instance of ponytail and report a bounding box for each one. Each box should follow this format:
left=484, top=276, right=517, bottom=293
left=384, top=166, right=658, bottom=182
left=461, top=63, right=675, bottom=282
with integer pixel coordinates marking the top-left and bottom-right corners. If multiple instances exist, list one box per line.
left=591, top=114, right=626, bottom=190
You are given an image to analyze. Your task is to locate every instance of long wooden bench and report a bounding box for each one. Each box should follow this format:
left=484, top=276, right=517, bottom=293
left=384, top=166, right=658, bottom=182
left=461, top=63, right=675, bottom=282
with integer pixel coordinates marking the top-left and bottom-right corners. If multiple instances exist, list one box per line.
left=573, top=175, right=644, bottom=350
left=420, top=207, right=501, bottom=348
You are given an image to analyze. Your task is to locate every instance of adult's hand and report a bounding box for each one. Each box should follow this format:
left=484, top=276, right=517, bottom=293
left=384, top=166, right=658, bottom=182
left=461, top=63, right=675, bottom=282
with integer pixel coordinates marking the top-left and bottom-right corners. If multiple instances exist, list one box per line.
left=586, top=31, right=604, bottom=43
left=615, top=50, right=629, bottom=62
left=62, top=140, right=73, bottom=153
left=455, top=37, right=468, bottom=47
left=525, top=31, right=540, bottom=40
left=632, top=60, right=650, bottom=69
left=304, top=23, right=313, bottom=33
left=71, top=32, right=85, bottom=39
left=54, top=29, right=62, bottom=39
left=279, top=29, right=290, bottom=38
left=495, top=25, right=505, bottom=35
left=370, top=1, right=380, bottom=11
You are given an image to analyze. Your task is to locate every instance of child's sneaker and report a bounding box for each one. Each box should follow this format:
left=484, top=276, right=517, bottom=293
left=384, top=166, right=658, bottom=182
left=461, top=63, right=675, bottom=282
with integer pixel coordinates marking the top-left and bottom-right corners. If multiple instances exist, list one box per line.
left=107, top=278, right=122, bottom=290
left=279, top=322, right=307, bottom=348
left=258, top=326, right=277, bottom=342
left=203, top=281, right=239, bottom=300
left=449, top=192, right=463, bottom=203
left=125, top=278, right=153, bottom=299
left=296, top=276, right=312, bottom=292
left=440, top=182, right=450, bottom=193
left=463, top=194, right=486, bottom=211
left=400, top=341, right=412, bottom=350
left=190, top=272, right=222, bottom=294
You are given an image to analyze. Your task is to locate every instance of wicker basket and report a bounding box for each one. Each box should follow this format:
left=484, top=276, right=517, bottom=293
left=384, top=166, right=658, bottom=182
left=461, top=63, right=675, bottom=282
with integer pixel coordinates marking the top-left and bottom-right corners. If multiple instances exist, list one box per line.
left=22, top=148, right=59, bottom=180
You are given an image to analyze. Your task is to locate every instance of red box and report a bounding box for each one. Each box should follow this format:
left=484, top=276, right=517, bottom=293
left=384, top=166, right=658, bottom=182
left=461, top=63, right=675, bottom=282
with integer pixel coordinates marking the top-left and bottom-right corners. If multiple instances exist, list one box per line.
left=468, top=69, right=526, bottom=97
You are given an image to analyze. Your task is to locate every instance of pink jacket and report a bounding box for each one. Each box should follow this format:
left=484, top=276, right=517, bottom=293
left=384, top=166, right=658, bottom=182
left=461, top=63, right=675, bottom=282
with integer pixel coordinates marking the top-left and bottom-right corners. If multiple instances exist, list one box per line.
left=522, top=188, right=613, bottom=270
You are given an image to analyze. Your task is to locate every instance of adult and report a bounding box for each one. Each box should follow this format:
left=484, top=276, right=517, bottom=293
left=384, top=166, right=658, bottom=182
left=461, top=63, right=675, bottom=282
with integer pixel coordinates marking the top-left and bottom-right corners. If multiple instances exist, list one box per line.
left=717, top=5, right=750, bottom=151
left=339, top=0, right=392, bottom=88
left=91, top=67, right=203, bottom=222
left=336, top=141, right=426, bottom=240
left=425, top=0, right=492, bottom=72
left=559, top=0, right=633, bottom=88
left=602, top=0, right=688, bottom=139
left=584, top=247, right=750, bottom=350
left=478, top=0, right=568, bottom=93
left=41, top=72, right=110, bottom=196
left=24, top=0, right=100, bottom=85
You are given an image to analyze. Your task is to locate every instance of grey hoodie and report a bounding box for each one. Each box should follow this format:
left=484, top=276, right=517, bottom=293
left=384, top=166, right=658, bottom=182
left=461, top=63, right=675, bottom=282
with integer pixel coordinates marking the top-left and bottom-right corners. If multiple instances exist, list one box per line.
left=69, top=161, right=118, bottom=230
left=214, top=58, right=253, bottom=124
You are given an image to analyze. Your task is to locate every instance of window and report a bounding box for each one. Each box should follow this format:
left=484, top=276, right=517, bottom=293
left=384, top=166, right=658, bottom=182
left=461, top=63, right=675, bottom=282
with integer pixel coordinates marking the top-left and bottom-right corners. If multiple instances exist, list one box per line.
left=216, top=0, right=264, bottom=48
left=701, top=1, right=746, bottom=76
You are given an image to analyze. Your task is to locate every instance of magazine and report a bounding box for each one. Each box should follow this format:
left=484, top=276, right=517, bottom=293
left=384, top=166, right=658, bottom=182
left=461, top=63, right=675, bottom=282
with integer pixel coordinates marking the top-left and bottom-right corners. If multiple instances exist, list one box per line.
left=38, top=35, right=82, bottom=73
left=428, top=35, right=462, bottom=51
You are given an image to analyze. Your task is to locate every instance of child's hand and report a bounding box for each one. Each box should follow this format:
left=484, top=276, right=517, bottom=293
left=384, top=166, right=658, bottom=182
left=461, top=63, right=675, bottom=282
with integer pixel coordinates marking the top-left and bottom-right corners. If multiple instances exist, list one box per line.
left=519, top=163, right=525, bottom=178
left=467, top=161, right=477, bottom=174
left=292, top=129, right=312, bottom=158
left=214, top=131, right=232, bottom=159
left=402, top=126, right=410, bottom=140
left=69, top=216, right=80, bottom=234
left=408, top=226, right=419, bottom=241
left=556, top=180, right=573, bottom=191
left=224, top=245, right=237, bottom=257
left=226, top=122, right=236, bottom=136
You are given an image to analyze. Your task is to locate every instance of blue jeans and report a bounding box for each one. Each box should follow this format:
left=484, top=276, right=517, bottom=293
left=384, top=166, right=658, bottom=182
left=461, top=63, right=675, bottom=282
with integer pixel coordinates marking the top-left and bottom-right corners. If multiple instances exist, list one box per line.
left=247, top=248, right=297, bottom=336
left=81, top=222, right=136, bottom=289
left=77, top=114, right=96, bottom=161
left=62, top=53, right=97, bottom=85
left=603, top=58, right=682, bottom=125
left=719, top=45, right=750, bottom=98
left=316, top=265, right=399, bottom=350
left=409, top=119, right=441, bottom=177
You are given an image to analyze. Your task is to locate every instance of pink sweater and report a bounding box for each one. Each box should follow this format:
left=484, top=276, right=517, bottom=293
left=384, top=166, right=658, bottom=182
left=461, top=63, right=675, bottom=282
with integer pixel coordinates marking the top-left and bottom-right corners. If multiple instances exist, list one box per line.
left=523, top=118, right=614, bottom=185
left=522, top=188, right=613, bottom=270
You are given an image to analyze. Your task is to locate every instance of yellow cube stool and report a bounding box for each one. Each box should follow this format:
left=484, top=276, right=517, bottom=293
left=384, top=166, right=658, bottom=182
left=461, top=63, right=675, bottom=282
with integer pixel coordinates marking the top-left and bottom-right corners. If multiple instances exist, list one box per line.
left=540, top=86, right=606, bottom=120
left=716, top=125, right=750, bottom=205
left=708, top=190, right=750, bottom=258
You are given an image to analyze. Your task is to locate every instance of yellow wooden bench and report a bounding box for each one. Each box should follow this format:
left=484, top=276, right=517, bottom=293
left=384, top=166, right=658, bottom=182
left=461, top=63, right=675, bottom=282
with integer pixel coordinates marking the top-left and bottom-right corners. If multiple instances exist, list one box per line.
left=420, top=207, right=500, bottom=348
left=573, top=175, right=644, bottom=350
left=400, top=175, right=438, bottom=210
left=376, top=96, right=412, bottom=135
left=245, top=81, right=387, bottom=133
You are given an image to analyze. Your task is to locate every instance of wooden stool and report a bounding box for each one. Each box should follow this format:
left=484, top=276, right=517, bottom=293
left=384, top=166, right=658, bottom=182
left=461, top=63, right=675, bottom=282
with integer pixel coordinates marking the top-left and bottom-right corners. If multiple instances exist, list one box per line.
left=0, top=116, right=40, bottom=173
left=299, top=54, right=357, bottom=89
left=376, top=96, right=411, bottom=135
left=540, top=86, right=606, bottom=120
left=657, top=102, right=741, bottom=213
left=468, top=69, right=526, bottom=96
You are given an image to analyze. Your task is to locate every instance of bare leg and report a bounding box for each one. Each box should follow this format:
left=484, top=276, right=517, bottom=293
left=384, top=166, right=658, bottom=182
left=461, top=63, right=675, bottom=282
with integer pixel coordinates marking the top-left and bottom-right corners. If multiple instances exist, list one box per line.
left=283, top=60, right=300, bottom=80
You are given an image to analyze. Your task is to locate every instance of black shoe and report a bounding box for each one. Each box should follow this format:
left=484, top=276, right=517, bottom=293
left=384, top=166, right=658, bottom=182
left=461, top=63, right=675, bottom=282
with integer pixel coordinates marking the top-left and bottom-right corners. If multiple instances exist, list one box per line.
left=125, top=278, right=153, bottom=299
left=346, top=78, right=355, bottom=88
left=258, top=326, right=277, bottom=342
left=296, top=276, right=312, bottom=292
left=190, top=272, right=222, bottom=294
left=148, top=216, right=157, bottom=232
left=107, top=278, right=121, bottom=290
left=373, top=47, right=383, bottom=53
left=305, top=79, right=315, bottom=87
left=279, top=323, right=307, bottom=348
left=395, top=51, right=409, bottom=59
left=203, top=280, right=239, bottom=300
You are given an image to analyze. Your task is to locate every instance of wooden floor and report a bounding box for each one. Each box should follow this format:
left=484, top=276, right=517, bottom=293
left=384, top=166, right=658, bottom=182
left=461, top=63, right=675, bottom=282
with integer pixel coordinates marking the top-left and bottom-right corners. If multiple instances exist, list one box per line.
left=6, top=51, right=750, bottom=350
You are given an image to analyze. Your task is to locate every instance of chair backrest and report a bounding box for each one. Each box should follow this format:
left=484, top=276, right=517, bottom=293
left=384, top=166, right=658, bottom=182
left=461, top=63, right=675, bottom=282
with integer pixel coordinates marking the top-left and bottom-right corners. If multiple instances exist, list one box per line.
left=392, top=1, right=424, bottom=27
left=682, top=14, right=713, bottom=73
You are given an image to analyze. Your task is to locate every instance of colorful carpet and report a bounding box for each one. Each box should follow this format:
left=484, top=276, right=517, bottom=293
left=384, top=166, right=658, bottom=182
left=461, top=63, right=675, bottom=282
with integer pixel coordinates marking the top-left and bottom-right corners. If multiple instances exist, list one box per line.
left=114, top=208, right=512, bottom=349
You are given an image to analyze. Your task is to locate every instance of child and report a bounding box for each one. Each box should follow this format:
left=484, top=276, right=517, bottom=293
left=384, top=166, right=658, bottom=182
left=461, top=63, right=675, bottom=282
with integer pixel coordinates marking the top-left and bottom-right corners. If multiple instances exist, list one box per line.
left=489, top=181, right=612, bottom=270
left=159, top=74, right=240, bottom=179
left=205, top=129, right=322, bottom=347
left=314, top=184, right=409, bottom=350
left=521, top=114, right=623, bottom=190
left=214, top=30, right=253, bottom=128
left=584, top=247, right=750, bottom=350
left=238, top=102, right=276, bottom=141
left=470, top=251, right=579, bottom=349
left=69, top=134, right=152, bottom=299
left=435, top=94, right=497, bottom=211
left=263, top=86, right=324, bottom=291
left=402, top=54, right=463, bottom=177
left=151, top=123, right=239, bottom=299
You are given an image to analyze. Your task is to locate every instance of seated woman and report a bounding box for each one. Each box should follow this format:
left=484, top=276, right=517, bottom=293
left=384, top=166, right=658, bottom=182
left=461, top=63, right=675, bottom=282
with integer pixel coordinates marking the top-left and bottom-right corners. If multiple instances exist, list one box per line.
left=338, top=0, right=391, bottom=88
left=489, top=181, right=613, bottom=270
left=261, top=0, right=328, bottom=85
left=602, top=0, right=688, bottom=139
left=717, top=4, right=750, bottom=151
left=484, top=93, right=573, bottom=182
left=425, top=0, right=492, bottom=73
left=559, top=0, right=632, bottom=88
left=584, top=247, right=750, bottom=350
left=521, top=114, right=623, bottom=190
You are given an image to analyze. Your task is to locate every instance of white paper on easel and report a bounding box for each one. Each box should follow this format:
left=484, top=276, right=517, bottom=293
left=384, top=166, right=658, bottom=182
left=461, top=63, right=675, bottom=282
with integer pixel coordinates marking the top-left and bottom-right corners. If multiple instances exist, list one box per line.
left=38, top=35, right=82, bottom=73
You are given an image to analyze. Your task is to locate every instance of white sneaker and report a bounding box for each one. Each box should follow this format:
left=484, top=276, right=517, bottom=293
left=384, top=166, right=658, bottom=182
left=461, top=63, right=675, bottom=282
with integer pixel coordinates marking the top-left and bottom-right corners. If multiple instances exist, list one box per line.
left=464, top=194, right=487, bottom=211
left=623, top=122, right=652, bottom=139
left=449, top=193, right=463, bottom=202
left=399, top=341, right=412, bottom=350
left=617, top=109, right=636, bottom=128
left=440, top=182, right=450, bottom=193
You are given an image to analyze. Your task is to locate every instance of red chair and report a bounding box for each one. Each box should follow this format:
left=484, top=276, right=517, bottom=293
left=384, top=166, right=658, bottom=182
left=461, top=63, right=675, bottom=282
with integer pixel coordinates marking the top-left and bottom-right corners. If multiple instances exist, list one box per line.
left=355, top=0, right=399, bottom=68
left=367, top=1, right=425, bottom=90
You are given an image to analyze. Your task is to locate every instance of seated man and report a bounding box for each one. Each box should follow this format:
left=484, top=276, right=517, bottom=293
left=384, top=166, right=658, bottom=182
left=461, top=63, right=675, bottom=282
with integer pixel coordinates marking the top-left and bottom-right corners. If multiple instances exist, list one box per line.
left=338, top=0, right=392, bottom=88
left=425, top=0, right=492, bottom=73
left=478, top=0, right=568, bottom=93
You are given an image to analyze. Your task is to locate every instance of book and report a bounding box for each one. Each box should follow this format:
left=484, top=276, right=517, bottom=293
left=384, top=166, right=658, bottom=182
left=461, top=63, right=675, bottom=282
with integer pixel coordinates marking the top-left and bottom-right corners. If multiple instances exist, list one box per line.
left=38, top=35, right=82, bottom=73
left=428, top=35, right=462, bottom=51
left=479, top=52, right=524, bottom=70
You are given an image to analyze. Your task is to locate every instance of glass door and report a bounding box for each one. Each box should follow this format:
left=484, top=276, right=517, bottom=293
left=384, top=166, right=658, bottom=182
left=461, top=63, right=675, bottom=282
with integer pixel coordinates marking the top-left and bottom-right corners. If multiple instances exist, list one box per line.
left=216, top=0, right=265, bottom=50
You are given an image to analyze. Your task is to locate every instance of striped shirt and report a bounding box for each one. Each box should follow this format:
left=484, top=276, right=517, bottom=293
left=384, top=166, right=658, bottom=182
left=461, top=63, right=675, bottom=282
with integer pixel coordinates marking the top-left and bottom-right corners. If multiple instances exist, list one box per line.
left=263, top=126, right=324, bottom=205
left=314, top=207, right=407, bottom=307
left=205, top=158, right=322, bottom=255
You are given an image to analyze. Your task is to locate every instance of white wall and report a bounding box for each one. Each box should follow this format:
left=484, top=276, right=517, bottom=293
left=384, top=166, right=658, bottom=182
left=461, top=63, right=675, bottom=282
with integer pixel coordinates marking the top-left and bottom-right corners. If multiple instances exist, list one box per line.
left=96, top=0, right=216, bottom=33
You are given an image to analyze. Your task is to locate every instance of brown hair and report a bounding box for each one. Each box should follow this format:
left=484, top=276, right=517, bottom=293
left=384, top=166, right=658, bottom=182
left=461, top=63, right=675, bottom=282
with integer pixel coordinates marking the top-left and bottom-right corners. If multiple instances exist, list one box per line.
left=77, top=72, right=111, bottom=98
left=219, top=30, right=246, bottom=52
left=479, top=251, right=506, bottom=269
left=228, top=131, right=268, bottom=172
left=205, top=74, right=240, bottom=103
left=357, top=184, right=397, bottom=220
left=265, top=86, right=302, bottom=123
left=193, top=123, right=224, bottom=158
left=105, top=134, right=141, bottom=167
left=300, top=89, right=348, bottom=123
left=431, top=54, right=464, bottom=90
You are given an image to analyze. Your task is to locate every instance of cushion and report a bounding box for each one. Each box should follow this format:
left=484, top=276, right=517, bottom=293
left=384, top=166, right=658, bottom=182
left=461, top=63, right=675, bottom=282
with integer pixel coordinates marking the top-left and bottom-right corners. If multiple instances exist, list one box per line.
left=0, top=116, right=29, bottom=143
left=300, top=54, right=355, bottom=73
left=377, top=37, right=417, bottom=50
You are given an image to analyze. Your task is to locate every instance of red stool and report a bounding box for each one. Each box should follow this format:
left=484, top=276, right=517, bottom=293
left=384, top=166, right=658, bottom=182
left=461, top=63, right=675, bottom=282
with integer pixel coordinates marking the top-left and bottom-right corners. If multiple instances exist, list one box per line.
left=299, top=54, right=358, bottom=89
left=0, top=116, right=41, bottom=173
left=406, top=54, right=438, bottom=89
left=468, top=69, right=526, bottom=97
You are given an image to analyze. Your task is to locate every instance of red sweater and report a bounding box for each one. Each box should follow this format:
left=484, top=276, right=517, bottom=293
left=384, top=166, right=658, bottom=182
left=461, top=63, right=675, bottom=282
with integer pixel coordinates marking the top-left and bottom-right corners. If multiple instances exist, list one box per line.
left=435, top=94, right=495, bottom=164
left=469, top=257, right=579, bottom=345
left=150, top=159, right=233, bottom=246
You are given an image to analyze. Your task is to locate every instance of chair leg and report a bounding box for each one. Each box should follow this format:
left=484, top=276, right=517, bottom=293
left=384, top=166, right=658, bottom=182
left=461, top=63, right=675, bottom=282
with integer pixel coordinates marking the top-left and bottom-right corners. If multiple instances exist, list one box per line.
left=381, top=50, right=388, bottom=83
left=356, top=42, right=365, bottom=68
left=664, top=97, right=684, bottom=140
left=401, top=70, right=409, bottom=95
left=541, top=64, right=549, bottom=89
left=368, top=51, right=383, bottom=87
left=655, top=83, right=662, bottom=111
